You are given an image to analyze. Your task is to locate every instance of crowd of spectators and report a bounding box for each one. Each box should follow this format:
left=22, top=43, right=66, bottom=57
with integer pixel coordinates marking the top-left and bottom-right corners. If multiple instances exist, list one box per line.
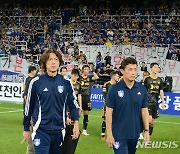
left=0, top=4, right=179, bottom=63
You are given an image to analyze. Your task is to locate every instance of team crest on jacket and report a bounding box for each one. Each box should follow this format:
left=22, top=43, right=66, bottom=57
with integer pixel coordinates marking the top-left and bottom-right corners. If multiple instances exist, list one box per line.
left=114, top=141, right=120, bottom=149
left=58, top=85, right=64, bottom=93
left=118, top=90, right=124, bottom=98
left=34, top=139, right=40, bottom=146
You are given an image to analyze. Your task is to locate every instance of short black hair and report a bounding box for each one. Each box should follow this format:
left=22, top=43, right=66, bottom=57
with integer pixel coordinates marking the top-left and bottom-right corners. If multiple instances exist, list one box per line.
left=143, top=71, right=150, bottom=75
left=71, top=69, right=80, bottom=76
left=82, top=64, right=90, bottom=70
left=120, top=57, right=137, bottom=69
left=28, top=66, right=36, bottom=74
left=150, top=63, right=159, bottom=68
left=60, top=66, right=67, bottom=72
left=110, top=71, right=118, bottom=78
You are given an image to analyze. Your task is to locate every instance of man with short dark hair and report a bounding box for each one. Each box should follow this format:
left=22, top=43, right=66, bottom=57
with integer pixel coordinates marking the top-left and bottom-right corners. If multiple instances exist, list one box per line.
left=104, top=52, right=112, bottom=65
left=101, top=71, right=119, bottom=140
left=60, top=66, right=68, bottom=78
left=23, top=66, right=37, bottom=92
left=140, top=62, right=147, bottom=71
left=62, top=69, right=81, bottom=154
left=106, top=57, right=149, bottom=154
left=24, top=60, right=44, bottom=154
left=144, top=63, right=165, bottom=139
left=79, top=64, right=99, bottom=135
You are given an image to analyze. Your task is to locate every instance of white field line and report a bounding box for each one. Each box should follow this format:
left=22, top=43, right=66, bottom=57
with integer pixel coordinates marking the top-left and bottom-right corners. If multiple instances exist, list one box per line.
left=0, top=107, right=22, bottom=110
left=0, top=110, right=23, bottom=114
left=0, top=108, right=179, bottom=125
left=89, top=115, right=180, bottom=125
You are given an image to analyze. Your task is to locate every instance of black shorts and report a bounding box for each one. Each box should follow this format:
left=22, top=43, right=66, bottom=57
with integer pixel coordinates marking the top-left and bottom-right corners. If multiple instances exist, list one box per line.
left=82, top=95, right=92, bottom=111
left=61, top=125, right=80, bottom=154
left=148, top=103, right=159, bottom=119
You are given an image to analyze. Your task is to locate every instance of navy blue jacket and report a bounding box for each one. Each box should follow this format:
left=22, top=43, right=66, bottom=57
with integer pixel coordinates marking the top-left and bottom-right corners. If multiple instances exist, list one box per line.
left=23, top=72, right=79, bottom=134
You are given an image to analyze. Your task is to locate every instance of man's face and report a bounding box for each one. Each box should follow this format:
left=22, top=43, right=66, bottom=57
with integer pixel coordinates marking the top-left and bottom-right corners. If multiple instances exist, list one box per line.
left=151, top=64, right=159, bottom=74
left=46, top=53, right=60, bottom=73
left=71, top=74, right=79, bottom=82
left=103, top=67, right=107, bottom=71
left=61, top=69, right=67, bottom=77
left=83, top=67, right=90, bottom=75
left=122, top=64, right=137, bottom=82
left=141, top=62, right=145, bottom=66
left=32, top=70, right=37, bottom=76
left=112, top=74, right=119, bottom=82
left=143, top=72, right=149, bottom=78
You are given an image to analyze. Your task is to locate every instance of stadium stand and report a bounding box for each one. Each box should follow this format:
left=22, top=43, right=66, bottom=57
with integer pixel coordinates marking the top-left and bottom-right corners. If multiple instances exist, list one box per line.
left=0, top=1, right=179, bottom=67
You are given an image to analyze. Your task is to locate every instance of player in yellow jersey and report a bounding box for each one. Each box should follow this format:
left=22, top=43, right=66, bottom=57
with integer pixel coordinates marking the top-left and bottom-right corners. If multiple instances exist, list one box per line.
left=79, top=65, right=99, bottom=135
left=144, top=63, right=165, bottom=139
left=101, top=71, right=119, bottom=140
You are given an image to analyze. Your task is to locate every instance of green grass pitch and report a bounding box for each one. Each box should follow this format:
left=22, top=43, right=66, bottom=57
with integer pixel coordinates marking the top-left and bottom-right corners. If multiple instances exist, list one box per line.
left=0, top=102, right=180, bottom=154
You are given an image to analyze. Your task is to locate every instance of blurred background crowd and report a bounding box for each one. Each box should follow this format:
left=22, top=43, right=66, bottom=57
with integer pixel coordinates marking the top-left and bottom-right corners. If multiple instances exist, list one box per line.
left=0, top=0, right=179, bottom=65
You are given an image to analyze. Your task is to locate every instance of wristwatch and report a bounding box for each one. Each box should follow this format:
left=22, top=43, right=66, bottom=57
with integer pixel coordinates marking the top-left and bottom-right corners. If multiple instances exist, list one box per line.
left=144, top=129, right=149, bottom=133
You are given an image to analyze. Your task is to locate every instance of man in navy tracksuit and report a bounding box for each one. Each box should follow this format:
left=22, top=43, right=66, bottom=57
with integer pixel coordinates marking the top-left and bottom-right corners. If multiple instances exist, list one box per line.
left=22, top=49, right=80, bottom=154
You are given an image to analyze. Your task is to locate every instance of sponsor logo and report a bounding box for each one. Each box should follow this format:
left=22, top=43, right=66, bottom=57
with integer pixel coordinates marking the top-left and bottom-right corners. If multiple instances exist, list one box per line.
left=43, top=88, right=48, bottom=92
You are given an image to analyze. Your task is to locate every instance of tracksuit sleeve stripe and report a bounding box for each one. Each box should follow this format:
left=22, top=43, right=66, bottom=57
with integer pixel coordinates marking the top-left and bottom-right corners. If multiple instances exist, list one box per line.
left=25, top=76, right=39, bottom=116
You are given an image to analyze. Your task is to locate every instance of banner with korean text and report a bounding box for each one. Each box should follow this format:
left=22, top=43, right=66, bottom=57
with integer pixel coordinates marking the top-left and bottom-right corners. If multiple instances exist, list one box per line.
left=79, top=45, right=180, bottom=91
left=158, top=92, right=180, bottom=115
left=90, top=87, right=180, bottom=116
left=0, top=82, right=23, bottom=103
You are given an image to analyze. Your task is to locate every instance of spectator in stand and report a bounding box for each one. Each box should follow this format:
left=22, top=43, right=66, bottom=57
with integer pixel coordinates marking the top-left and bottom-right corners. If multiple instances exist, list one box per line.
left=79, top=51, right=87, bottom=64
left=60, top=66, right=68, bottom=78
left=100, top=66, right=109, bottom=76
left=140, top=62, right=147, bottom=71
left=96, top=52, right=103, bottom=69
left=89, top=63, right=96, bottom=77
left=171, top=53, right=178, bottom=61
left=104, top=52, right=112, bottom=66
left=105, top=38, right=113, bottom=46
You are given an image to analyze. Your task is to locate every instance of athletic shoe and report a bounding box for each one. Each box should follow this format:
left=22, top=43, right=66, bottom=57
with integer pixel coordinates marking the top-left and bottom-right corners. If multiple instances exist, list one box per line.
left=82, top=130, right=89, bottom=136
left=101, top=136, right=106, bottom=141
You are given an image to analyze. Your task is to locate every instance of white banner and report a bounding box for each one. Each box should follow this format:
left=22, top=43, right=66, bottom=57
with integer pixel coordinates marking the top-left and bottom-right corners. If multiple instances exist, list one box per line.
left=79, top=45, right=180, bottom=91
left=0, top=55, right=31, bottom=75
left=79, top=45, right=168, bottom=64
left=0, top=82, right=23, bottom=102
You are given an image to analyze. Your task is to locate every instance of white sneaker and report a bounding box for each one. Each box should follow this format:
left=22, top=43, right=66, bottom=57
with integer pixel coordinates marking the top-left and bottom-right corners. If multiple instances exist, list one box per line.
left=139, top=133, right=144, bottom=140
left=82, top=130, right=89, bottom=136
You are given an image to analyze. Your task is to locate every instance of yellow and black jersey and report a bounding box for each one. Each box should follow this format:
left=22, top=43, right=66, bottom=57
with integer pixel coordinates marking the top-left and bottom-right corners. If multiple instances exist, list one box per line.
left=72, top=81, right=81, bottom=97
left=79, top=75, right=93, bottom=96
left=144, top=75, right=164, bottom=104
left=103, top=81, right=112, bottom=100
left=118, top=76, right=123, bottom=82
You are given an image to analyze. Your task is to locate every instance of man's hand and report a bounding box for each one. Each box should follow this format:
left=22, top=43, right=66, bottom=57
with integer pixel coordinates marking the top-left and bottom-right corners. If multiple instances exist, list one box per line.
left=72, top=121, right=80, bottom=140
left=79, top=108, right=82, bottom=116
left=66, top=117, right=72, bottom=125
left=161, top=102, right=165, bottom=111
left=144, top=131, right=150, bottom=144
left=21, top=131, right=31, bottom=144
left=106, top=134, right=115, bottom=148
